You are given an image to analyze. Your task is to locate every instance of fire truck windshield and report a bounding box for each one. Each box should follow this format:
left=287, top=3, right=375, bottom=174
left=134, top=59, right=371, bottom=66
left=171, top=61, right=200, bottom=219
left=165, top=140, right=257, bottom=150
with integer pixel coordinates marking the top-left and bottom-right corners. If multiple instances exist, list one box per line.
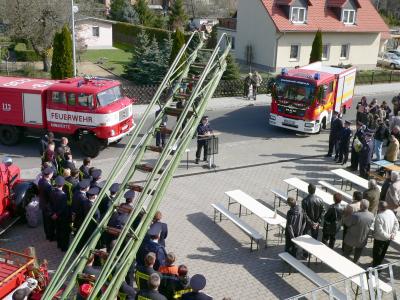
left=96, top=86, right=122, bottom=107
left=275, top=78, right=315, bottom=105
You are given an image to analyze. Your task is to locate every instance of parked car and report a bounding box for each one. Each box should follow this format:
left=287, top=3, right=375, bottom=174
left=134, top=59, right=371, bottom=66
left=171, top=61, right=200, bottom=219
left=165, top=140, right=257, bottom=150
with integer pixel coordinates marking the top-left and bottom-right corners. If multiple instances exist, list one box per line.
left=388, top=49, right=400, bottom=57
left=377, top=52, right=400, bottom=69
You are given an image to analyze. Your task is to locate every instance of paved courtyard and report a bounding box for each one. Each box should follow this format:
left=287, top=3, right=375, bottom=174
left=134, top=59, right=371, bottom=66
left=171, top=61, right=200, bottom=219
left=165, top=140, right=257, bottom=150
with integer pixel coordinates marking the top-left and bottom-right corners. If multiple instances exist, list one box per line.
left=1, top=88, right=400, bottom=299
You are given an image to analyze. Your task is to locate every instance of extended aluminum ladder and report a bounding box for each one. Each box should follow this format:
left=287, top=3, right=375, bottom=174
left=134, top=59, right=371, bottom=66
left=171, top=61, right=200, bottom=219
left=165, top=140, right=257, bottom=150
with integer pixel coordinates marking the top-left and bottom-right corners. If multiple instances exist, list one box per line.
left=42, top=31, right=232, bottom=299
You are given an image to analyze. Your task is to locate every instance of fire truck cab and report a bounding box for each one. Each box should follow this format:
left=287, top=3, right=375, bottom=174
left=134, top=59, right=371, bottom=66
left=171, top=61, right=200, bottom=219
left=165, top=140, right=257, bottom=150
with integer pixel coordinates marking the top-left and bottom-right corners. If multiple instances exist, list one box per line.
left=269, top=62, right=356, bottom=133
left=0, top=76, right=135, bottom=157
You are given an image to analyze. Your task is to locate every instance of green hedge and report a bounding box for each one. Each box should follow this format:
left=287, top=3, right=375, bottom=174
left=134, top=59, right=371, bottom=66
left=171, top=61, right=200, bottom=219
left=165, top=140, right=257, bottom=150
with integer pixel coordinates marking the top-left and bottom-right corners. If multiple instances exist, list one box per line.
left=13, top=42, right=41, bottom=62
left=113, top=22, right=171, bottom=51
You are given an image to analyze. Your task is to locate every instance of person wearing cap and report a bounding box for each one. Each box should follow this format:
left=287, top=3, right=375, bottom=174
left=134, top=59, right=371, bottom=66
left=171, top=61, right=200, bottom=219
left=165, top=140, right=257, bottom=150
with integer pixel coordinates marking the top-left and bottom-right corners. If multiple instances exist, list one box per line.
left=182, top=274, right=212, bottom=300
left=77, top=186, right=101, bottom=253
left=99, top=183, right=120, bottom=218
left=135, top=273, right=167, bottom=300
left=374, top=118, right=390, bottom=161
left=90, top=168, right=103, bottom=189
left=349, top=121, right=365, bottom=171
left=359, top=129, right=374, bottom=179
left=49, top=176, right=70, bottom=251
left=337, top=120, right=352, bottom=165
left=195, top=116, right=213, bottom=164
left=326, top=111, right=343, bottom=159
left=137, top=223, right=167, bottom=270
left=151, top=211, right=168, bottom=247
left=38, top=166, right=55, bottom=241
left=79, top=157, right=92, bottom=180
left=72, top=179, right=90, bottom=231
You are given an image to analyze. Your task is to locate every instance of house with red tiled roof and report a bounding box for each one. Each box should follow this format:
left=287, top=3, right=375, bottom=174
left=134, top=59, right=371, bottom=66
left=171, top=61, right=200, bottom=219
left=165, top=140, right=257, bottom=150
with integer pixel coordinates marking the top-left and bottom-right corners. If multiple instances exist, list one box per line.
left=218, top=0, right=390, bottom=71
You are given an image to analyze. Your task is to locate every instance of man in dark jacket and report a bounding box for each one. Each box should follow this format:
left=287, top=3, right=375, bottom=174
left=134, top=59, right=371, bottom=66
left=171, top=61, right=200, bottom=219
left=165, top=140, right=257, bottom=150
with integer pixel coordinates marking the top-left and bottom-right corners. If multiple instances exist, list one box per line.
left=137, top=223, right=167, bottom=271
left=322, top=193, right=344, bottom=249
left=285, top=197, right=306, bottom=257
left=326, top=111, right=343, bottom=159
left=359, top=130, right=374, bottom=179
left=374, top=119, right=389, bottom=161
left=337, top=120, right=352, bottom=165
left=38, top=167, right=55, bottom=241
left=195, top=116, right=213, bottom=164
left=71, top=179, right=90, bottom=230
left=150, top=211, right=168, bottom=247
left=50, top=176, right=70, bottom=251
left=302, top=183, right=325, bottom=240
left=380, top=170, right=392, bottom=201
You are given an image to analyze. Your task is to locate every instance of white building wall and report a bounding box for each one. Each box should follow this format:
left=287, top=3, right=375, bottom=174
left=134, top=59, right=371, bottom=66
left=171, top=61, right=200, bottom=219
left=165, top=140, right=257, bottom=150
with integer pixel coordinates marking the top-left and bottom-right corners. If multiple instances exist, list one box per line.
left=276, top=32, right=381, bottom=70
left=76, top=20, right=113, bottom=49
left=236, top=0, right=277, bottom=70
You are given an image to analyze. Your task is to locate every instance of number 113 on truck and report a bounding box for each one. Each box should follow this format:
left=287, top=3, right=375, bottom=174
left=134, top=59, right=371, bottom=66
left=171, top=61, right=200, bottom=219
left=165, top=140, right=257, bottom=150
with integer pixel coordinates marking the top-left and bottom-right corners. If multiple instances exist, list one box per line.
left=269, top=62, right=356, bottom=133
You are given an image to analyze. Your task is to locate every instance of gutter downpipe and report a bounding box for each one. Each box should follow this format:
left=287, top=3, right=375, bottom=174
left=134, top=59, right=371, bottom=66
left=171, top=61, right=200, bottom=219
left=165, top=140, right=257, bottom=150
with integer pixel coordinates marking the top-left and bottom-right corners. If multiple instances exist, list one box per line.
left=274, top=31, right=284, bottom=72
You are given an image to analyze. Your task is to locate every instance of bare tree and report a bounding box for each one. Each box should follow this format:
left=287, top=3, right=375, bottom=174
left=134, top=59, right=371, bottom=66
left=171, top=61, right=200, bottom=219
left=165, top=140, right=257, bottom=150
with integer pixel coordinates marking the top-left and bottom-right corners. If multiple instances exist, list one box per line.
left=6, top=0, right=69, bottom=71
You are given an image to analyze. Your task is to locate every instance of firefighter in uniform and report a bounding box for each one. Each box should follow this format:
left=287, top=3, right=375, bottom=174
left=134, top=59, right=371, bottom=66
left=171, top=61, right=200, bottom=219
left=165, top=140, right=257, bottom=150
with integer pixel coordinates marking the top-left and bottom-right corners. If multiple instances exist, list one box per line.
left=50, top=176, right=70, bottom=251
left=137, top=223, right=167, bottom=270
left=79, top=157, right=92, bottom=180
left=72, top=179, right=90, bottom=231
left=326, top=111, right=343, bottom=159
left=99, top=183, right=120, bottom=219
left=337, top=120, right=353, bottom=165
left=195, top=116, right=213, bottom=164
left=359, top=129, right=374, bottom=179
left=135, top=252, right=158, bottom=291
left=181, top=274, right=212, bottom=300
left=38, top=167, right=55, bottom=241
left=90, top=168, right=103, bottom=189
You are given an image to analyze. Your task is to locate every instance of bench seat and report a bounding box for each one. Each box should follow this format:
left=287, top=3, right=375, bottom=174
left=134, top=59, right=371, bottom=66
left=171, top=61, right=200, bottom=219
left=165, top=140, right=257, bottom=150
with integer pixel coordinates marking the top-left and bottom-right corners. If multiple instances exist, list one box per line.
left=212, top=203, right=263, bottom=251
left=279, top=252, right=347, bottom=300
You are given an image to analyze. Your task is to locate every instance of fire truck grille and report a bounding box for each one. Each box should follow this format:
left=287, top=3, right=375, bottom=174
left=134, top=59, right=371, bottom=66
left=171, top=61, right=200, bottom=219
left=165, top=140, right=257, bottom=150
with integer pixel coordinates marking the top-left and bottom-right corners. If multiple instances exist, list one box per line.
left=278, top=105, right=306, bottom=117
left=119, top=107, right=130, bottom=121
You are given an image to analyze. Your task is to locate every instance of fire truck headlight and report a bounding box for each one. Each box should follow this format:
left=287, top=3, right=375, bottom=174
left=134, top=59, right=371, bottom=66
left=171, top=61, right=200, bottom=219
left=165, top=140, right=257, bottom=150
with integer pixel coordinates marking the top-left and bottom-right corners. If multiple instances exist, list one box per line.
left=110, top=130, right=116, bottom=136
left=304, top=122, right=314, bottom=128
left=270, top=114, right=276, bottom=120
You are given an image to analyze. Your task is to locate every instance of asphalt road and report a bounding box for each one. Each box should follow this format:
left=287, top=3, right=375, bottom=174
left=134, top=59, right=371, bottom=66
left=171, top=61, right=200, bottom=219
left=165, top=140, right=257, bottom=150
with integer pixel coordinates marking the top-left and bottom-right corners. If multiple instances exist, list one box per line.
left=0, top=91, right=396, bottom=171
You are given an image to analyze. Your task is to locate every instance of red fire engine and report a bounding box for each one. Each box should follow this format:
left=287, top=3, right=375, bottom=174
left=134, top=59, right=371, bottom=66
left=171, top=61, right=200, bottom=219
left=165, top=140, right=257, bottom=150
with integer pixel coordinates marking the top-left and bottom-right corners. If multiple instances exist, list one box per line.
left=0, top=76, right=135, bottom=157
left=269, top=62, right=356, bottom=133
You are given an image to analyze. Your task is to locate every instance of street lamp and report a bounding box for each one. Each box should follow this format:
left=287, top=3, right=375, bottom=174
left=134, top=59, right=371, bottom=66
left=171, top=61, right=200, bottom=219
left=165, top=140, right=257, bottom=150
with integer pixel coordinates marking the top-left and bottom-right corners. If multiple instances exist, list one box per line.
left=71, top=0, right=79, bottom=77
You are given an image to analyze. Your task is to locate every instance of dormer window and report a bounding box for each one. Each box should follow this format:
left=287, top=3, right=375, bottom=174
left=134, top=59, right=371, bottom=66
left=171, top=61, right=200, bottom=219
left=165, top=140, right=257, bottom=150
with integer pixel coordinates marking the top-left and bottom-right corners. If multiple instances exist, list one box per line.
left=291, top=7, right=306, bottom=23
left=342, top=9, right=356, bottom=24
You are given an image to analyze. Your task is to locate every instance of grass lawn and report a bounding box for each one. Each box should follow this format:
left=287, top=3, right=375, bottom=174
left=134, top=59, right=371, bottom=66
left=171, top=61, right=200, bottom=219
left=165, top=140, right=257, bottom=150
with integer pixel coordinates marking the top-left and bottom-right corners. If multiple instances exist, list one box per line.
left=80, top=49, right=132, bottom=77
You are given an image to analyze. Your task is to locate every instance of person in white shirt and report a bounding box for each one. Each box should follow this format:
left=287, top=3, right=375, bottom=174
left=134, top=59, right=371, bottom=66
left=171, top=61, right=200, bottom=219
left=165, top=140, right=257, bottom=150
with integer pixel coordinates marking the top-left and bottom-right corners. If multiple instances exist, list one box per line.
left=373, top=201, right=399, bottom=267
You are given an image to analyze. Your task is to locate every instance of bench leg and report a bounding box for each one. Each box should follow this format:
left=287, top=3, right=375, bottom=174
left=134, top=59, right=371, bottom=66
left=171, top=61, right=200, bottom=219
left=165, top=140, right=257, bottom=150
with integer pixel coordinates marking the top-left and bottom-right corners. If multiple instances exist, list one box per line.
left=265, top=223, right=270, bottom=248
left=239, top=204, right=242, bottom=218
left=250, top=237, right=253, bottom=252
left=278, top=197, right=281, bottom=207
left=213, top=208, right=217, bottom=223
left=219, top=211, right=222, bottom=222
left=273, top=196, right=276, bottom=209
left=227, top=197, right=232, bottom=210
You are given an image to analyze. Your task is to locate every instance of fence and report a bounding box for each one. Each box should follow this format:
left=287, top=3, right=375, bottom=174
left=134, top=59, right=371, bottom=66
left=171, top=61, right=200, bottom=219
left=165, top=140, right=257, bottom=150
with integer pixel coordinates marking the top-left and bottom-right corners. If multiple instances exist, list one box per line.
left=356, top=70, right=400, bottom=85
left=121, top=76, right=273, bottom=104
left=285, top=260, right=400, bottom=300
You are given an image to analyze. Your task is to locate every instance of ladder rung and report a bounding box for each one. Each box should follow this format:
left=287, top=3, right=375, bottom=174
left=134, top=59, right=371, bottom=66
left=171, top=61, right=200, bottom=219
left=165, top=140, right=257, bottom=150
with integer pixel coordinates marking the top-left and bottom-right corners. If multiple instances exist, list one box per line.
left=126, top=183, right=156, bottom=195
left=175, top=93, right=190, bottom=98
left=191, top=63, right=206, bottom=68
left=78, top=273, right=96, bottom=282
left=105, top=226, right=122, bottom=236
left=199, top=48, right=214, bottom=52
left=160, top=127, right=173, bottom=135
left=117, top=205, right=133, bottom=214
left=146, top=145, right=163, bottom=153
left=164, top=107, right=194, bottom=117
left=136, top=164, right=164, bottom=174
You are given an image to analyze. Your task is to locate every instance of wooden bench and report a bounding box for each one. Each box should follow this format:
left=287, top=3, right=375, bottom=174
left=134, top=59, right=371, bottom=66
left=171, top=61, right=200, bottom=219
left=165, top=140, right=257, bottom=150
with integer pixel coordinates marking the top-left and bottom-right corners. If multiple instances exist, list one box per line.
left=212, top=203, right=263, bottom=251
left=271, top=188, right=288, bottom=208
left=318, top=181, right=353, bottom=203
left=279, top=252, right=347, bottom=300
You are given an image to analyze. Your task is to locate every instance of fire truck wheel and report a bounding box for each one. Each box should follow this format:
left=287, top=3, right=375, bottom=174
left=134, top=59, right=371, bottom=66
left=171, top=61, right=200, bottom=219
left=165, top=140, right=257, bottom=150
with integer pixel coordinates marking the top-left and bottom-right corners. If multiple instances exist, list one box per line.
left=79, top=134, right=101, bottom=158
left=0, top=125, right=21, bottom=145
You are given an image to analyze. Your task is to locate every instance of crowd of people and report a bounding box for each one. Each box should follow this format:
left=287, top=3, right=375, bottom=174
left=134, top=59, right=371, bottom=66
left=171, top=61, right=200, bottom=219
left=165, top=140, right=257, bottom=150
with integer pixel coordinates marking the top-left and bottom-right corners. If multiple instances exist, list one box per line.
left=327, top=95, right=400, bottom=179
left=34, top=132, right=218, bottom=300
left=285, top=181, right=399, bottom=267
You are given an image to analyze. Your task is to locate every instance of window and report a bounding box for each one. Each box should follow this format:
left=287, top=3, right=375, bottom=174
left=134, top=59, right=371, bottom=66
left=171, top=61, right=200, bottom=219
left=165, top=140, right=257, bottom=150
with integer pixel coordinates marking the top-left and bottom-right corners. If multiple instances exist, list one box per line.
left=67, top=93, right=76, bottom=106
left=290, top=44, right=300, bottom=61
left=52, top=91, right=67, bottom=104
left=342, top=9, right=355, bottom=24
left=78, top=93, right=94, bottom=108
left=92, top=26, right=100, bottom=37
left=322, top=44, right=330, bottom=61
left=340, top=44, right=350, bottom=59
left=97, top=86, right=122, bottom=107
left=291, top=7, right=306, bottom=23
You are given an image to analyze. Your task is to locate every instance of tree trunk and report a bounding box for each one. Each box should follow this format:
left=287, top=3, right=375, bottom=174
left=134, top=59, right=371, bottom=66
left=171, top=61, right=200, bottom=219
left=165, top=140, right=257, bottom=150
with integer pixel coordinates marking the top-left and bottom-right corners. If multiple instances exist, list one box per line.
left=42, top=53, right=51, bottom=72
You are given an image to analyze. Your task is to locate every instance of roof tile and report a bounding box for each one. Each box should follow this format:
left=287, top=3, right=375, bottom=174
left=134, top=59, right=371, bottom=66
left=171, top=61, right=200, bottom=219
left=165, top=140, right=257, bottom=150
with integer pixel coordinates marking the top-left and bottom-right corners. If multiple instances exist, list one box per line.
left=260, top=0, right=389, bottom=34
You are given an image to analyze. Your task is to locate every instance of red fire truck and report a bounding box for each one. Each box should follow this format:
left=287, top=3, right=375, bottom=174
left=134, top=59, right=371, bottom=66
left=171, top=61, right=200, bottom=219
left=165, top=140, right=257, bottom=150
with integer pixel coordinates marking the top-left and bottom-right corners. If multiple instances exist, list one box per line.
left=0, top=76, right=135, bottom=157
left=269, top=62, right=356, bottom=133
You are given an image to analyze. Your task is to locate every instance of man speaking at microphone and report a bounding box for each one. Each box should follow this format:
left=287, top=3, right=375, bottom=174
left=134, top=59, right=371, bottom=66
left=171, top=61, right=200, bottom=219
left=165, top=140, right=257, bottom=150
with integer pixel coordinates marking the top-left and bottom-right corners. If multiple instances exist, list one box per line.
left=195, top=116, right=213, bottom=164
